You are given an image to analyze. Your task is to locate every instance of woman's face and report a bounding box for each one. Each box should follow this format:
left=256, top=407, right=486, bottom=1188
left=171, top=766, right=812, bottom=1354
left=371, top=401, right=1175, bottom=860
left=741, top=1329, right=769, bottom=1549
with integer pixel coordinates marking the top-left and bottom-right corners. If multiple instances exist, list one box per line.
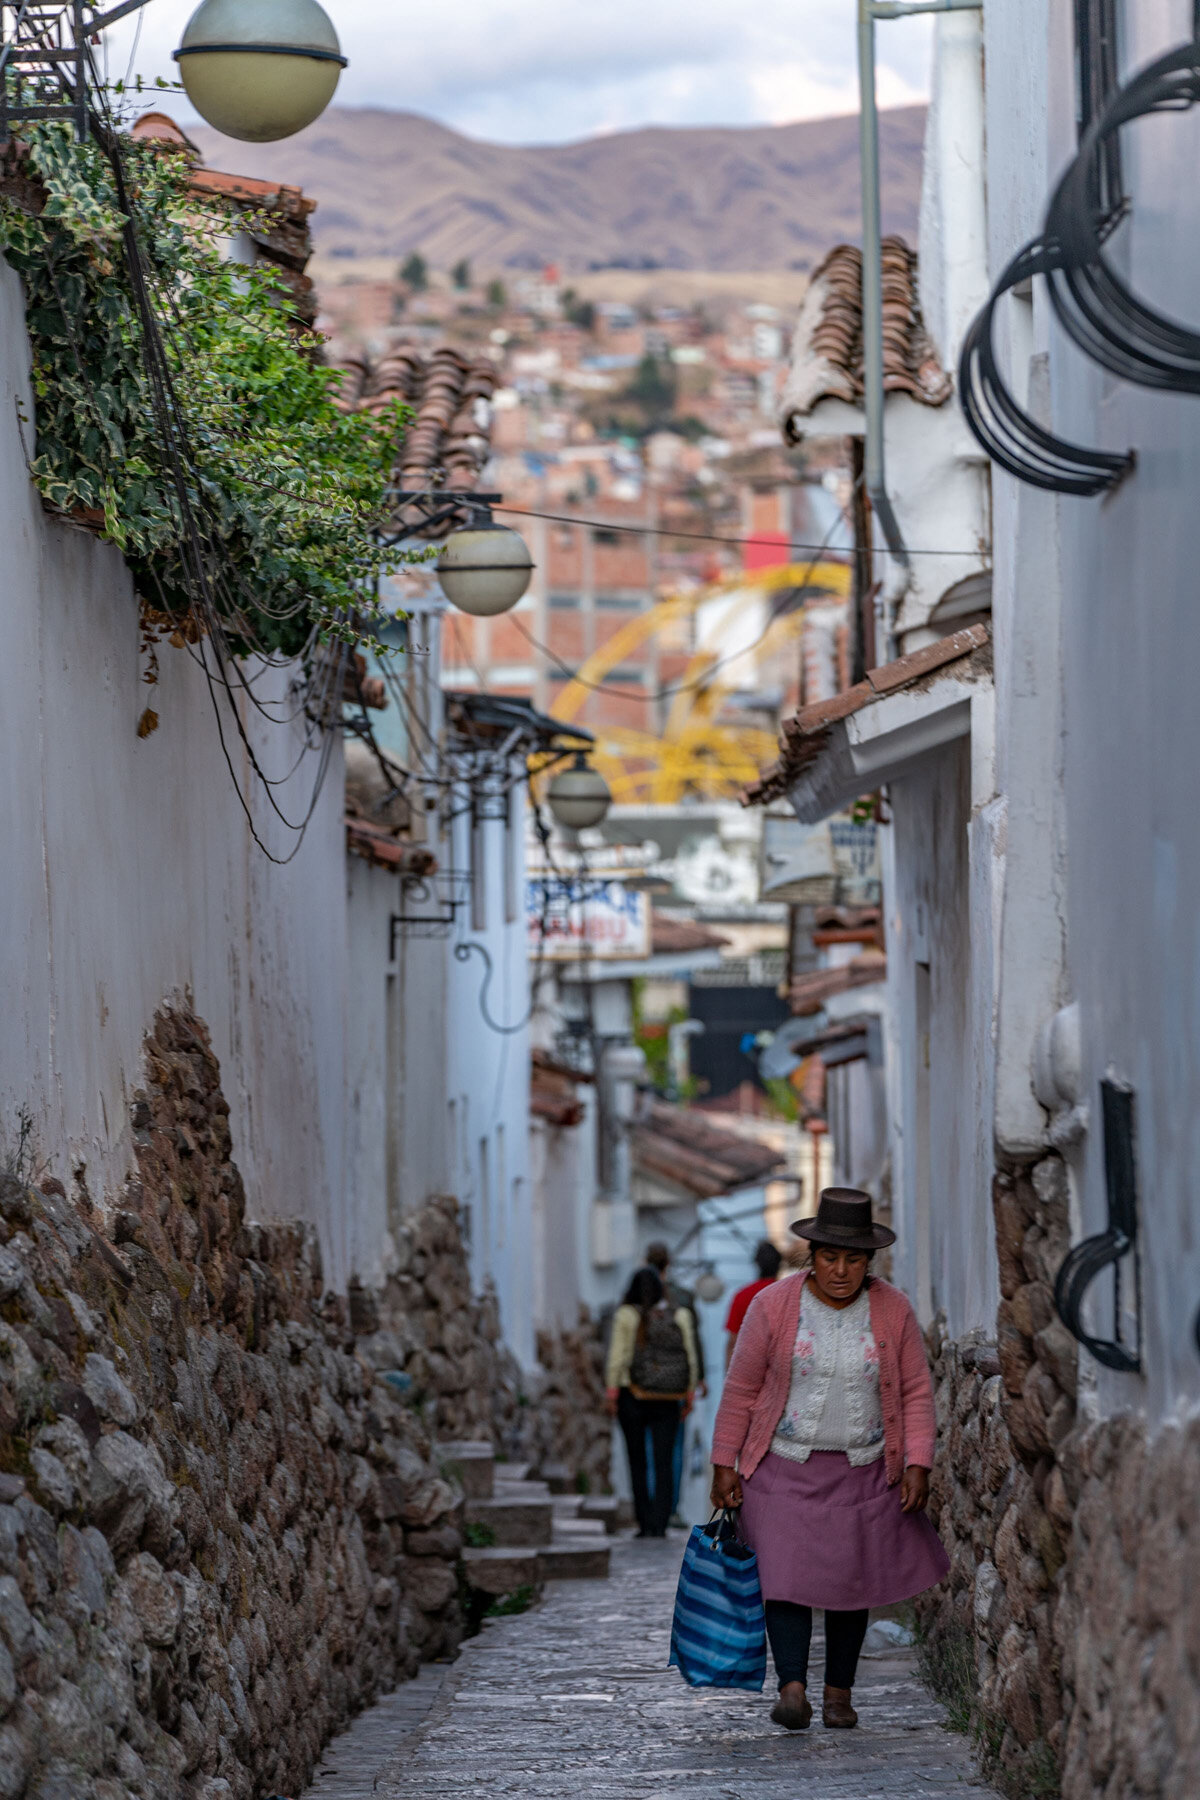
left=808, top=1245, right=870, bottom=1307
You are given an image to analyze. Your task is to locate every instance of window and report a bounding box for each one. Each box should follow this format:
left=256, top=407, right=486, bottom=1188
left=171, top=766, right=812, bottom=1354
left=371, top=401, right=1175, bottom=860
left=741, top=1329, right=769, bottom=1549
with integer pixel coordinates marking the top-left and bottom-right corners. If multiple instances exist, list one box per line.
left=1074, top=0, right=1123, bottom=218
left=592, top=527, right=620, bottom=547
left=548, top=592, right=580, bottom=610
left=596, top=590, right=645, bottom=610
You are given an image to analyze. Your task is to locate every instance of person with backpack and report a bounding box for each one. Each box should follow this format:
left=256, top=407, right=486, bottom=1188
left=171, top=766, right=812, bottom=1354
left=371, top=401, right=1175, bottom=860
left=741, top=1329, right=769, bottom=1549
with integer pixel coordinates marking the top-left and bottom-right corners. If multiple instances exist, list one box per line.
left=605, top=1266, right=699, bottom=1538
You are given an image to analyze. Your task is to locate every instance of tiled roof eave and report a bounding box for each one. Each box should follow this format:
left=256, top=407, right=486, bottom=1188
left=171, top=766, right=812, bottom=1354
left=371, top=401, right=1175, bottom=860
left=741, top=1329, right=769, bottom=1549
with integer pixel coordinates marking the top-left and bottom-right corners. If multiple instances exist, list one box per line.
left=779, top=236, right=953, bottom=431
left=743, top=623, right=992, bottom=809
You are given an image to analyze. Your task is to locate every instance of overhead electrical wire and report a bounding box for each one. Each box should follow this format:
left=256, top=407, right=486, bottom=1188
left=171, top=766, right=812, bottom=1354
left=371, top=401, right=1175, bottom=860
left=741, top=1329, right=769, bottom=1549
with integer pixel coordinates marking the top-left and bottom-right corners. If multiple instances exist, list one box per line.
left=507, top=504, right=849, bottom=706
left=492, top=500, right=985, bottom=559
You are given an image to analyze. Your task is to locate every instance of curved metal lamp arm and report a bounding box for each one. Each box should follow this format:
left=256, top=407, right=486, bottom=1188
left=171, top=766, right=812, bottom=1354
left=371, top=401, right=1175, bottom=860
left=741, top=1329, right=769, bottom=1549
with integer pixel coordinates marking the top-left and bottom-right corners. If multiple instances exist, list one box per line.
left=958, top=237, right=1134, bottom=495
left=1045, top=40, right=1200, bottom=393
left=1054, top=1230, right=1140, bottom=1372
left=454, top=940, right=534, bottom=1036
left=1052, top=1077, right=1141, bottom=1374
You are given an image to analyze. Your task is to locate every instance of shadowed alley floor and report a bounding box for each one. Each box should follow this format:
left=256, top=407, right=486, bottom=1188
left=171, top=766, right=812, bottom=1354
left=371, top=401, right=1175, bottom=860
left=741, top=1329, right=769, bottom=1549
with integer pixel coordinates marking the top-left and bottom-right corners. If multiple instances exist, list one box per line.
left=303, top=1536, right=1002, bottom=1799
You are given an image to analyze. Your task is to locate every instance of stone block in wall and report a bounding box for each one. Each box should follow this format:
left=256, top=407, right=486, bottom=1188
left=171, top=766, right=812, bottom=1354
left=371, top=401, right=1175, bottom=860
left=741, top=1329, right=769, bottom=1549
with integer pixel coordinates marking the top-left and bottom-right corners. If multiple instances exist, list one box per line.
left=0, top=1004, right=460, bottom=1800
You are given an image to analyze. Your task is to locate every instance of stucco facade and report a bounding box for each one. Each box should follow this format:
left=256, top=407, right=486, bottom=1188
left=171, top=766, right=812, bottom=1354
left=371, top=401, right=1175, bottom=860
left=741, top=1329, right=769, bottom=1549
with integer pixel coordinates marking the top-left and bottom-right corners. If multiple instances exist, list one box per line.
left=0, top=259, right=355, bottom=1286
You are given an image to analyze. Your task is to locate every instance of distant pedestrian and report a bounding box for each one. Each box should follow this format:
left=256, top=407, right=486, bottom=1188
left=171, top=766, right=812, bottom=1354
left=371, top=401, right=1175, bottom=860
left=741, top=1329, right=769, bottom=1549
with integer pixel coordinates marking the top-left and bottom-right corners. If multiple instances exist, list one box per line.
left=644, top=1241, right=706, bottom=1391
left=723, top=1238, right=783, bottom=1368
left=710, top=1188, right=948, bottom=1733
left=644, top=1240, right=706, bottom=1524
left=606, top=1267, right=699, bottom=1538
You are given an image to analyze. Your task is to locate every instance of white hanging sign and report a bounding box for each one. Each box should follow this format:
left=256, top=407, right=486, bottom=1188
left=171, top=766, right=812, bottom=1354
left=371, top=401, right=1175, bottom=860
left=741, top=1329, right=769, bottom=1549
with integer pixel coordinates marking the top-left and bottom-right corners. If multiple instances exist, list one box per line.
left=527, top=875, right=651, bottom=960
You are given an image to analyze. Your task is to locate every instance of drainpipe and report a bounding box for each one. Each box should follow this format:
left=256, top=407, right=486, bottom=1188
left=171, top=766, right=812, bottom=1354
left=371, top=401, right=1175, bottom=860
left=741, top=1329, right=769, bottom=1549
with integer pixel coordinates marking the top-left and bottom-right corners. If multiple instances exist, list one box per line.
left=856, top=0, right=983, bottom=597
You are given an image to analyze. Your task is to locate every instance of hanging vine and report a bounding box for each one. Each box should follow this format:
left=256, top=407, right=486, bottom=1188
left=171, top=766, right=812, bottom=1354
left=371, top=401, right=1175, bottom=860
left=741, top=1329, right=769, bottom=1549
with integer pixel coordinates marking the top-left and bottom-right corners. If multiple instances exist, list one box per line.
left=0, top=121, right=413, bottom=665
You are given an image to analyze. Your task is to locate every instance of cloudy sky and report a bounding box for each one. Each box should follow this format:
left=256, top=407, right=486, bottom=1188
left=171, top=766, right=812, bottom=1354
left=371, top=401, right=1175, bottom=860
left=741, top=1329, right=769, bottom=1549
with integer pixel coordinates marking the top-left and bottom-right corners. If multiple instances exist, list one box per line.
left=101, top=0, right=932, bottom=143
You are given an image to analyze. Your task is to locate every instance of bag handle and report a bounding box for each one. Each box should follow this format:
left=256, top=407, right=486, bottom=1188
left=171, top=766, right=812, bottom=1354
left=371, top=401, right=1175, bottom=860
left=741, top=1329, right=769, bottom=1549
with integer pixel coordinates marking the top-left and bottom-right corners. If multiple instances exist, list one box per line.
left=703, top=1506, right=749, bottom=1547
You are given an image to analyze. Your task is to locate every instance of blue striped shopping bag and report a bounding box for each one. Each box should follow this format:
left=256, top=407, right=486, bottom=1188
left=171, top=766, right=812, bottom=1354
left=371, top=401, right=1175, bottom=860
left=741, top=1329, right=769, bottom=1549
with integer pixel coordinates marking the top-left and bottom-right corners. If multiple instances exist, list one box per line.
left=668, top=1509, right=766, bottom=1691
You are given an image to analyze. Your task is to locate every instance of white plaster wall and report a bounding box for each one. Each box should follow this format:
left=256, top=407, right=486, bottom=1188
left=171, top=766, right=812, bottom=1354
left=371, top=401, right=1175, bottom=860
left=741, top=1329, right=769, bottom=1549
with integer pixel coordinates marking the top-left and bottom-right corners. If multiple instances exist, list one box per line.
left=446, top=787, right=535, bottom=1366
left=976, top=0, right=1200, bottom=1419
left=917, top=8, right=990, bottom=387
left=1044, top=0, right=1200, bottom=1420
left=882, top=739, right=998, bottom=1337
left=0, top=260, right=352, bottom=1284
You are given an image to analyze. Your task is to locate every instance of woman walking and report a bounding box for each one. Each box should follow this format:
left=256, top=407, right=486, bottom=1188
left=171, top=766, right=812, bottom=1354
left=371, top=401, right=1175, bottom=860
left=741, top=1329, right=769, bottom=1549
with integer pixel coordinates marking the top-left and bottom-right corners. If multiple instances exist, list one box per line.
left=607, top=1267, right=699, bottom=1537
left=710, top=1188, right=948, bottom=1731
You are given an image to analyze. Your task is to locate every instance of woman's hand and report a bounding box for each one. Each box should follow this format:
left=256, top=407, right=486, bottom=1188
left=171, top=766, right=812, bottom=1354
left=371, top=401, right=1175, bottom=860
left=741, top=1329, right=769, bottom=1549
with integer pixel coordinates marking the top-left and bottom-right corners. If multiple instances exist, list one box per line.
left=900, top=1465, right=930, bottom=1513
left=710, top=1464, right=742, bottom=1510
left=604, top=1387, right=619, bottom=1419
left=681, top=1390, right=694, bottom=1419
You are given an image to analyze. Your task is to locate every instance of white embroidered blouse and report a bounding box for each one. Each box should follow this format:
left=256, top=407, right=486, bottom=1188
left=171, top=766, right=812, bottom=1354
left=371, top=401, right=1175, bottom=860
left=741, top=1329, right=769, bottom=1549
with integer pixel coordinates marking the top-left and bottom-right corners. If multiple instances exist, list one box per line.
left=769, top=1284, right=885, bottom=1466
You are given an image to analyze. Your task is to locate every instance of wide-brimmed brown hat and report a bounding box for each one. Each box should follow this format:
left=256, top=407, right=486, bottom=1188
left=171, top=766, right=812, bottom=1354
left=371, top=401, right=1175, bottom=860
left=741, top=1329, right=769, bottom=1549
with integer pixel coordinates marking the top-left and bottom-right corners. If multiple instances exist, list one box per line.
left=790, top=1187, right=896, bottom=1250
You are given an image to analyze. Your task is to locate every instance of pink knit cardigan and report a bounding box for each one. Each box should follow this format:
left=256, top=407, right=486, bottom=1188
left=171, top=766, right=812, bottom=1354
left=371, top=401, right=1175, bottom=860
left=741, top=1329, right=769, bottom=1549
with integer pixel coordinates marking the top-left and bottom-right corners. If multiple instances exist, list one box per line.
left=710, top=1270, right=937, bottom=1488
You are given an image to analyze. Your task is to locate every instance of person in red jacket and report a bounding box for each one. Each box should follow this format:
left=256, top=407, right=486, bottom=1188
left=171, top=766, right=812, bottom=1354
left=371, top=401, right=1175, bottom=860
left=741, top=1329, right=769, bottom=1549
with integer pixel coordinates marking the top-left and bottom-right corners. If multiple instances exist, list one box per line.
left=710, top=1189, right=948, bottom=1735
left=723, top=1239, right=783, bottom=1368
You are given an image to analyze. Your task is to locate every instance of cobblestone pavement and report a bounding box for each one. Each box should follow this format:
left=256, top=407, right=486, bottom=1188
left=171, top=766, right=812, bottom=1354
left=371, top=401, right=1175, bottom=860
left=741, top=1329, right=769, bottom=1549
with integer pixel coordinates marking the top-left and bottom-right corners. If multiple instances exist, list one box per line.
left=306, top=1535, right=1002, bottom=1799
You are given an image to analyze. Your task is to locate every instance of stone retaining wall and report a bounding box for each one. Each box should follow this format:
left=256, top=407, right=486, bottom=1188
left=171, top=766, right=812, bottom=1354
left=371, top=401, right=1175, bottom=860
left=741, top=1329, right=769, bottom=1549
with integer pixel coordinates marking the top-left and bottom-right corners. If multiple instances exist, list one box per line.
left=352, top=1197, right=610, bottom=1493
left=919, top=1152, right=1076, bottom=1797
left=0, top=1005, right=466, bottom=1800
left=0, top=1003, right=609, bottom=1800
left=1055, top=1413, right=1200, bottom=1800
left=921, top=1151, right=1200, bottom=1799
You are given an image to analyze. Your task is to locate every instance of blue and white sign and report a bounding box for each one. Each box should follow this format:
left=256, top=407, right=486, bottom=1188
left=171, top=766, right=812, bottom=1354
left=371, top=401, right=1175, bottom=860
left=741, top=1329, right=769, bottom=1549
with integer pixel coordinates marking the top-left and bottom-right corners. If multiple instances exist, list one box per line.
left=527, top=874, right=650, bottom=960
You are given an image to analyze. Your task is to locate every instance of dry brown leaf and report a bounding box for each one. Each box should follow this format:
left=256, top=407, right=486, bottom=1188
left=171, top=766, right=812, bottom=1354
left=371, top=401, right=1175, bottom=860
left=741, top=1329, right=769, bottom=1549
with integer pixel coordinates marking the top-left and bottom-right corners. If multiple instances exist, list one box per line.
left=136, top=707, right=159, bottom=739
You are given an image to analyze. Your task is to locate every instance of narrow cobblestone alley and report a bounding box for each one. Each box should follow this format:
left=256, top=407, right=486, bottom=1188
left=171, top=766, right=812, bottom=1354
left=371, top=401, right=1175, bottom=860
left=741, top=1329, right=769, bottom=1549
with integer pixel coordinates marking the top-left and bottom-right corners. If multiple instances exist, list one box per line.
left=304, top=1538, right=1001, bottom=1800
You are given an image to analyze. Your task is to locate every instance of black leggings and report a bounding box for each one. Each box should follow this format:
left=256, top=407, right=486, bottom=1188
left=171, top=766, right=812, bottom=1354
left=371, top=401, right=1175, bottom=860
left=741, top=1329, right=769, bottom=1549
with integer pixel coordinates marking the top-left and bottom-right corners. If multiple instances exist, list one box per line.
left=764, top=1601, right=869, bottom=1689
left=616, top=1390, right=679, bottom=1536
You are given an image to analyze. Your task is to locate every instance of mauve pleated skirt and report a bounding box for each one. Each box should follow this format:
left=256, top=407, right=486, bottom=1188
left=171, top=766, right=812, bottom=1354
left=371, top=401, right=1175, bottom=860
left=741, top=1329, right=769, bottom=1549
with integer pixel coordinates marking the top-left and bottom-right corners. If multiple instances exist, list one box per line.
left=739, top=1450, right=950, bottom=1611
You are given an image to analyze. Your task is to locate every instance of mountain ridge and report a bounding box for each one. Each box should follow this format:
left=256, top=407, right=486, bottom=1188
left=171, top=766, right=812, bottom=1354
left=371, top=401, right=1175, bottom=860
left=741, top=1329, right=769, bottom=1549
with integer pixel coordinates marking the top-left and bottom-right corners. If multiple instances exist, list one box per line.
left=191, top=105, right=926, bottom=273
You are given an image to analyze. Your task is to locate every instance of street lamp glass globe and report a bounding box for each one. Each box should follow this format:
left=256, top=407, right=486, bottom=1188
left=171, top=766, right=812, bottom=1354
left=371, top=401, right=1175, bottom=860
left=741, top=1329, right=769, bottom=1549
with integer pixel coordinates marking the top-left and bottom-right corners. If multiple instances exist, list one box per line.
left=174, top=0, right=347, bottom=143
left=547, top=753, right=611, bottom=831
left=437, top=521, right=533, bottom=617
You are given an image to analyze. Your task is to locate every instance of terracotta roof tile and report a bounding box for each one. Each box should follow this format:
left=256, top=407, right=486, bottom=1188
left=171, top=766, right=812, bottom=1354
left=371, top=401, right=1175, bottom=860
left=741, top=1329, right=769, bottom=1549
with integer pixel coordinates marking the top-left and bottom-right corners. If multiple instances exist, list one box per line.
left=780, top=237, right=951, bottom=434
left=531, top=1058, right=585, bottom=1128
left=789, top=955, right=886, bottom=1017
left=633, top=1101, right=786, bottom=1199
left=332, top=343, right=497, bottom=539
left=130, top=111, right=317, bottom=323
left=744, top=624, right=990, bottom=806
left=650, top=913, right=730, bottom=956
left=345, top=819, right=436, bottom=873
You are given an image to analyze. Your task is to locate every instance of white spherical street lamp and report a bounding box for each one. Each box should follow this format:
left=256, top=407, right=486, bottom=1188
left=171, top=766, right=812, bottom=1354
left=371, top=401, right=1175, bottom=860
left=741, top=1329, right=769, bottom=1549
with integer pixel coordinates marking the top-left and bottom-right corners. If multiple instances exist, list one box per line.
left=173, top=0, right=347, bottom=143
left=436, top=518, right=533, bottom=618
left=547, top=752, right=612, bottom=832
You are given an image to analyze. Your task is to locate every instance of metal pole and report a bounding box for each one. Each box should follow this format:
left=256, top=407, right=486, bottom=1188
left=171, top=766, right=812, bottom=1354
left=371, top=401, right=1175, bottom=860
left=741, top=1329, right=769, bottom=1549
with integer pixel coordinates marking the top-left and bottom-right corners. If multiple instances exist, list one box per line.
left=857, top=0, right=909, bottom=567
left=857, top=0, right=981, bottom=564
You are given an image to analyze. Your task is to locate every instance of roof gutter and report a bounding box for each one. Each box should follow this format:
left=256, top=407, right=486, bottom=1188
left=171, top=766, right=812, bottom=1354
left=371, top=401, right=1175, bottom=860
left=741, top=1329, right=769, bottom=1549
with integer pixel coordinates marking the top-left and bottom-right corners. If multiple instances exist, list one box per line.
left=856, top=0, right=982, bottom=574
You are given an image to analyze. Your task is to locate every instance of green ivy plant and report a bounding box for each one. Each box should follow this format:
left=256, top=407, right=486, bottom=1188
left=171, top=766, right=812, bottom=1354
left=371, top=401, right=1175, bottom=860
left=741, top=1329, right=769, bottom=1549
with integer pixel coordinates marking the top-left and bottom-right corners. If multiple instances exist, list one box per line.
left=0, top=122, right=413, bottom=674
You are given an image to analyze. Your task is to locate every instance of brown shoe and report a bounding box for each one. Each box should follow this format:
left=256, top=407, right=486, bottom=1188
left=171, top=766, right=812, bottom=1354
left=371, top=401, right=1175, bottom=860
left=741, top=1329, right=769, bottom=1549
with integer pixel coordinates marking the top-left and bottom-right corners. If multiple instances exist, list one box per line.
left=770, top=1681, right=813, bottom=1730
left=822, top=1685, right=858, bottom=1728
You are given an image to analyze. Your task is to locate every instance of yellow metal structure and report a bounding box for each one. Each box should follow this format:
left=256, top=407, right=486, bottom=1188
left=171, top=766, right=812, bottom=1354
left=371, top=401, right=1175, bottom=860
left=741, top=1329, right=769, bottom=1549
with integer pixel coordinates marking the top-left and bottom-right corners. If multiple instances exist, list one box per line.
left=546, top=559, right=851, bottom=805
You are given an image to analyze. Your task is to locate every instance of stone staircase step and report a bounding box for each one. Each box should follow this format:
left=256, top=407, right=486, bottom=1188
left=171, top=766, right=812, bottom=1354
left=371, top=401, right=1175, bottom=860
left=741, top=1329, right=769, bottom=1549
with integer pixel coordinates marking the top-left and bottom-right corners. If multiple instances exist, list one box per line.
left=493, top=1461, right=532, bottom=1483
left=578, top=1495, right=621, bottom=1535
left=556, top=1516, right=606, bottom=1537
left=460, top=1545, right=542, bottom=1596
left=465, top=1494, right=553, bottom=1547
left=537, top=1461, right=573, bottom=1494
left=496, top=1477, right=553, bottom=1501
left=538, top=1538, right=611, bottom=1581
left=550, top=1493, right=583, bottom=1518
left=437, top=1440, right=494, bottom=1500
